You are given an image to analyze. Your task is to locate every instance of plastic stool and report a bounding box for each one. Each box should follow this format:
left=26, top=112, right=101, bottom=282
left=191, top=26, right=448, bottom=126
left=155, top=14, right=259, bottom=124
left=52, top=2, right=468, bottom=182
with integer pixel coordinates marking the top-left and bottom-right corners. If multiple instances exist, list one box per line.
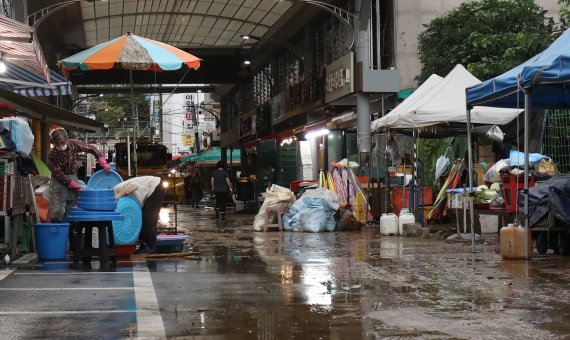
left=70, top=221, right=116, bottom=271
left=263, top=207, right=283, bottom=232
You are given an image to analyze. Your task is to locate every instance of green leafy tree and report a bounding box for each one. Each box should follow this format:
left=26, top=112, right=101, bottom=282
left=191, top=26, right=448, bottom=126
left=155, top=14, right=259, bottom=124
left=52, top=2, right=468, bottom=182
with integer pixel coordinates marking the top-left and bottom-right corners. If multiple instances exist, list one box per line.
left=559, top=0, right=570, bottom=28
left=416, top=0, right=557, bottom=83
left=96, top=94, right=150, bottom=137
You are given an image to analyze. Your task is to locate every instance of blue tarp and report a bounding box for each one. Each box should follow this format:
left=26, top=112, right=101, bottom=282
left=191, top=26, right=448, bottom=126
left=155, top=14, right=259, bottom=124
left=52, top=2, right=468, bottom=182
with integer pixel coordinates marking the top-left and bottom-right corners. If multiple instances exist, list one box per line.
left=467, top=28, right=570, bottom=108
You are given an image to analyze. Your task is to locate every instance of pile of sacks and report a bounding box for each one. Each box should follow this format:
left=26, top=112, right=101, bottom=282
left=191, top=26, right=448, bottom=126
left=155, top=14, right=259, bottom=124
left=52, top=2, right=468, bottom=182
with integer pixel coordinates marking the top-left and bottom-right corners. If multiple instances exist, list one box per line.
left=283, top=188, right=340, bottom=233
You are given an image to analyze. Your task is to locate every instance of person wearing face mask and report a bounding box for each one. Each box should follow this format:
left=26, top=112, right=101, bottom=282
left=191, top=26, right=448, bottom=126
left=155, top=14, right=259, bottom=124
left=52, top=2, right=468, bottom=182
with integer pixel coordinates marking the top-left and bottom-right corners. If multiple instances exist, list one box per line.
left=47, top=128, right=111, bottom=222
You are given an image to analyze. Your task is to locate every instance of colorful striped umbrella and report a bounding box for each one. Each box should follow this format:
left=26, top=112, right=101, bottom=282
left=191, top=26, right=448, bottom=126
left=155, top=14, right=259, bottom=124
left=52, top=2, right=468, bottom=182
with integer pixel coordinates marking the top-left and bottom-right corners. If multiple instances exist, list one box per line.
left=58, top=33, right=201, bottom=177
left=59, top=32, right=201, bottom=72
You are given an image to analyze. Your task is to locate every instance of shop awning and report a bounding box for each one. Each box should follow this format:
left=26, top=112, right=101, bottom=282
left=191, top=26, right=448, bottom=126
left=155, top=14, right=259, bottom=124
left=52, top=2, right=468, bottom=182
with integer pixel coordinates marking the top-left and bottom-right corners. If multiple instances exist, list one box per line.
left=0, top=16, right=50, bottom=81
left=0, top=60, right=71, bottom=96
left=181, top=147, right=240, bottom=164
left=0, top=87, right=104, bottom=132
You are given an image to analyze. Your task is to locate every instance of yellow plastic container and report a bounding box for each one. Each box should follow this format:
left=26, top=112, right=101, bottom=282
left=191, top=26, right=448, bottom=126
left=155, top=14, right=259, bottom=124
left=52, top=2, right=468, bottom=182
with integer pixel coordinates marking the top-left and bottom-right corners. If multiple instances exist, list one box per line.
left=500, top=224, right=533, bottom=259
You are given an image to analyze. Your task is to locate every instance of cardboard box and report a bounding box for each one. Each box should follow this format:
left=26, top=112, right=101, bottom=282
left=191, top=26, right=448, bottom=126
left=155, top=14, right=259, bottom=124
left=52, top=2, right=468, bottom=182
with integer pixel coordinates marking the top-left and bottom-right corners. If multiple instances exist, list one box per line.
left=478, top=144, right=494, bottom=157
left=479, top=155, right=496, bottom=163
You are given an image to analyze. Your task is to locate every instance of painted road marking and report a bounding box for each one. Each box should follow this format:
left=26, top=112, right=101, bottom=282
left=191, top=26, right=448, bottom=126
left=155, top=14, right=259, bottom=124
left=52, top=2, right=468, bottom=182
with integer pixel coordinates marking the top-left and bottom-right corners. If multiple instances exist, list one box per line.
left=133, top=263, right=166, bottom=338
left=0, top=270, right=14, bottom=282
left=0, top=287, right=133, bottom=291
left=12, top=253, right=37, bottom=264
left=14, top=272, right=132, bottom=275
left=0, top=310, right=136, bottom=315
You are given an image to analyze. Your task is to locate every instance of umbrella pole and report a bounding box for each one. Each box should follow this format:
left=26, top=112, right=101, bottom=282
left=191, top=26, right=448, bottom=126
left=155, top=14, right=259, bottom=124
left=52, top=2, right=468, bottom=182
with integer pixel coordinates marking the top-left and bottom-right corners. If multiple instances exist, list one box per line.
left=130, top=69, right=138, bottom=177
left=466, top=107, right=475, bottom=252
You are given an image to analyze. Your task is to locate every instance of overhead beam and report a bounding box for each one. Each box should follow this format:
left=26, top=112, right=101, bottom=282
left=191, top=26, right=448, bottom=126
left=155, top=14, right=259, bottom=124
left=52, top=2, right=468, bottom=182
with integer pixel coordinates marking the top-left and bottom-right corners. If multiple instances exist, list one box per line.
left=76, top=84, right=217, bottom=94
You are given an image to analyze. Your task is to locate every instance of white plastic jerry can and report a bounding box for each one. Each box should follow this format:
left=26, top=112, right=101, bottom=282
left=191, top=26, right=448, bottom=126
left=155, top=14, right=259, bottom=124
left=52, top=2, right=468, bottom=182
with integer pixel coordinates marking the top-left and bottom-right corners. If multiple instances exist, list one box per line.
left=380, top=213, right=399, bottom=236
left=398, top=212, right=415, bottom=236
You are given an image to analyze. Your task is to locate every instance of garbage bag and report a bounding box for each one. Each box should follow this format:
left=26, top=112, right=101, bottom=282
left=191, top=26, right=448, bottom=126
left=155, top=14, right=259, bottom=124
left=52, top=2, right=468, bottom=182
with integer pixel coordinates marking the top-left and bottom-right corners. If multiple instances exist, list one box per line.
left=484, top=159, right=510, bottom=183
left=299, top=208, right=329, bottom=233
left=0, top=117, right=34, bottom=154
left=282, top=190, right=339, bottom=232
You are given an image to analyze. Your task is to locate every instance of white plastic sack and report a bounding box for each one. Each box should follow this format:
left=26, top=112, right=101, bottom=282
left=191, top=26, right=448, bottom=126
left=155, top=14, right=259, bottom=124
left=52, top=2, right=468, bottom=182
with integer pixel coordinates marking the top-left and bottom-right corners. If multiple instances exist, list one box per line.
left=253, top=184, right=295, bottom=231
left=299, top=187, right=340, bottom=211
left=484, top=159, right=510, bottom=183
left=283, top=192, right=339, bottom=232
left=299, top=209, right=328, bottom=233
left=0, top=117, right=34, bottom=154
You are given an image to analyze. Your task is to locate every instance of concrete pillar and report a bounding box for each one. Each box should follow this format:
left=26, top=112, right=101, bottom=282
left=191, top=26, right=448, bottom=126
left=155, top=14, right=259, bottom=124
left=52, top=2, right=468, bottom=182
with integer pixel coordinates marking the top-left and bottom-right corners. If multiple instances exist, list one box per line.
left=355, top=0, right=372, bottom=154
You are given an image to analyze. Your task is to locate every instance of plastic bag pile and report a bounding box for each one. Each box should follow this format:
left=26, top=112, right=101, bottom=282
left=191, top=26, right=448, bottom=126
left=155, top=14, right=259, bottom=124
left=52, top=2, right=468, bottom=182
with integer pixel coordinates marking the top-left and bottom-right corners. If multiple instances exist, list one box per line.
left=283, top=188, right=340, bottom=233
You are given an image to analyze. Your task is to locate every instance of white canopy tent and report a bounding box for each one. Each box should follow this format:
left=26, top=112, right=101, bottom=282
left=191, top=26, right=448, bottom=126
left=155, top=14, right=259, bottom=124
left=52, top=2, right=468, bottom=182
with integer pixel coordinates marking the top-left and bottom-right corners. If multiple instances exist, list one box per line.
left=371, top=65, right=522, bottom=131
left=371, top=74, right=443, bottom=131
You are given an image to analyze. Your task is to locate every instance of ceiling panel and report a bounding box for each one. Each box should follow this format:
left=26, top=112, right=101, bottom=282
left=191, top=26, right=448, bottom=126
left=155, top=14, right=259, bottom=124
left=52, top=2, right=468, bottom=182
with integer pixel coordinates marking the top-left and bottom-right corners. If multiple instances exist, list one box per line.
left=207, top=2, right=226, bottom=15
left=194, top=2, right=211, bottom=14
left=78, top=0, right=292, bottom=48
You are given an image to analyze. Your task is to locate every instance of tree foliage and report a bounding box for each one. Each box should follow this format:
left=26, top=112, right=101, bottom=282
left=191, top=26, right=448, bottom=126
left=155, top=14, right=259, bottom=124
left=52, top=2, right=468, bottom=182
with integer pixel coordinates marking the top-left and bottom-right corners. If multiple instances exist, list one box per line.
left=94, top=94, right=150, bottom=135
left=416, top=0, right=557, bottom=84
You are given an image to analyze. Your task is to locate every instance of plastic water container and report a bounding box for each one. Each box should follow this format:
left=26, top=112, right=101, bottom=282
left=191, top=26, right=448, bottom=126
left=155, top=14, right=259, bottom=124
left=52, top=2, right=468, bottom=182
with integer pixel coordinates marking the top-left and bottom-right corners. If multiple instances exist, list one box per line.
left=500, top=224, right=533, bottom=259
left=398, top=212, right=415, bottom=235
left=380, top=213, right=399, bottom=236
left=34, top=223, right=69, bottom=260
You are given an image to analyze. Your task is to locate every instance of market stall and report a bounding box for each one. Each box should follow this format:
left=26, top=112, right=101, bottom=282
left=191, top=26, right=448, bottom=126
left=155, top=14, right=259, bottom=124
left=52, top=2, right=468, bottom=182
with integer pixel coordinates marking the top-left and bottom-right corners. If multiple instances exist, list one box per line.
left=467, top=27, right=570, bottom=258
left=371, top=64, right=521, bottom=242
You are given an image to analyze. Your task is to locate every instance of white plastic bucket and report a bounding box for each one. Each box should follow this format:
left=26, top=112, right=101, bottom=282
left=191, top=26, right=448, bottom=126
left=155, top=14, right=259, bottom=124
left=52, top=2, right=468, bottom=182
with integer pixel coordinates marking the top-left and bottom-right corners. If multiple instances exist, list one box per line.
left=479, top=214, right=499, bottom=234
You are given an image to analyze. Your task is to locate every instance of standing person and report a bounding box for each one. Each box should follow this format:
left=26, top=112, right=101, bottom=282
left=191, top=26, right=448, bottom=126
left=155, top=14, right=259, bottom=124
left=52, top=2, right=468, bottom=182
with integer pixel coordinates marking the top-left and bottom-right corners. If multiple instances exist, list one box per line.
left=190, top=170, right=203, bottom=208
left=211, top=160, right=232, bottom=220
left=114, top=176, right=165, bottom=254
left=47, top=128, right=111, bottom=222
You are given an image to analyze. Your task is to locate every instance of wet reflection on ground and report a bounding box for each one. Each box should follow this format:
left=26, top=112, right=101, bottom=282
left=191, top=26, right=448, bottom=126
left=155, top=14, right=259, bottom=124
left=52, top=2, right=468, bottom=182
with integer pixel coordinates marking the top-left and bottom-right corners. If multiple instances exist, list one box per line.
left=156, top=210, right=570, bottom=339
left=1, top=206, right=568, bottom=339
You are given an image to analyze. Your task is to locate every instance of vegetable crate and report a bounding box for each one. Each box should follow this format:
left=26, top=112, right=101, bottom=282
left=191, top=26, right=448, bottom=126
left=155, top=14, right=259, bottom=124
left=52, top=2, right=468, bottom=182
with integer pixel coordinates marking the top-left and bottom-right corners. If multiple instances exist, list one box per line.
left=502, top=175, right=535, bottom=212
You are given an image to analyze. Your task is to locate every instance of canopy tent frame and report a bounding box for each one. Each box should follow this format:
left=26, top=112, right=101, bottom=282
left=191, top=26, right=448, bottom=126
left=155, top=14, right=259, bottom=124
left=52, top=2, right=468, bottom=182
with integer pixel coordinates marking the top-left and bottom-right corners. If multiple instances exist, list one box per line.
left=465, top=28, right=570, bottom=259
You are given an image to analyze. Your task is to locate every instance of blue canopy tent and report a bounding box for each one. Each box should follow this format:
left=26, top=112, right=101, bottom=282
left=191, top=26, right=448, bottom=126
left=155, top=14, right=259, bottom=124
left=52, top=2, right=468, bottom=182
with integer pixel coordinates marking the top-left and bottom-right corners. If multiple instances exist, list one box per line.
left=466, top=28, right=570, bottom=258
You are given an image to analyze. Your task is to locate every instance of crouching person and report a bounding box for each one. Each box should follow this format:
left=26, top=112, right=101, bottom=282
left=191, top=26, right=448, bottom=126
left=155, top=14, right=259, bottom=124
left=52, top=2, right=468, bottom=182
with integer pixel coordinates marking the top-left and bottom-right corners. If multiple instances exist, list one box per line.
left=114, top=176, right=165, bottom=254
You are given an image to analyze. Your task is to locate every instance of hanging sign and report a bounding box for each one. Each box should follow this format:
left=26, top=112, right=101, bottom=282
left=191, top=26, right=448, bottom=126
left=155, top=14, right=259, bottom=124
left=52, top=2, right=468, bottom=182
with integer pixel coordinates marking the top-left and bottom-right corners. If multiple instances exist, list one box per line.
left=183, top=134, right=194, bottom=146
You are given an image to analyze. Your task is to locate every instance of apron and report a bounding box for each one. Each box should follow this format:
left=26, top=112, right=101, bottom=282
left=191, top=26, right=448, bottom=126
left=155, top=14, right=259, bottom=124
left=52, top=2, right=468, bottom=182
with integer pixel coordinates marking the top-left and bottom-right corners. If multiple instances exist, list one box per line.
left=48, top=174, right=79, bottom=222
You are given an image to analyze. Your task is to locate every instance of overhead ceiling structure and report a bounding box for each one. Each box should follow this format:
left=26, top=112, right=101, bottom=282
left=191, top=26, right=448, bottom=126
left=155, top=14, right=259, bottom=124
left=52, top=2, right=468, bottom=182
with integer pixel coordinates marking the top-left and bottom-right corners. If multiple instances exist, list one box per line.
left=79, top=0, right=292, bottom=48
left=29, top=0, right=311, bottom=95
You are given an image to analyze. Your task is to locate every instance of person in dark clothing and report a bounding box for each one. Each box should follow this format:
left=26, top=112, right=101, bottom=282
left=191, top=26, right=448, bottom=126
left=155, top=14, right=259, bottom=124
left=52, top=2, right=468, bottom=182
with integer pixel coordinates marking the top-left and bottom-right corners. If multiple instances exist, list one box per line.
left=211, top=160, right=232, bottom=219
left=190, top=171, right=203, bottom=208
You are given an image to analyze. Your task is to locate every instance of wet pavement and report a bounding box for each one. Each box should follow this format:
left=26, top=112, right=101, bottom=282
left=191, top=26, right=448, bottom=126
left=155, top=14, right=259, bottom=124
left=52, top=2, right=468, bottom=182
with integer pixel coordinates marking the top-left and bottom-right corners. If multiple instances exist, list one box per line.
left=1, top=205, right=569, bottom=339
